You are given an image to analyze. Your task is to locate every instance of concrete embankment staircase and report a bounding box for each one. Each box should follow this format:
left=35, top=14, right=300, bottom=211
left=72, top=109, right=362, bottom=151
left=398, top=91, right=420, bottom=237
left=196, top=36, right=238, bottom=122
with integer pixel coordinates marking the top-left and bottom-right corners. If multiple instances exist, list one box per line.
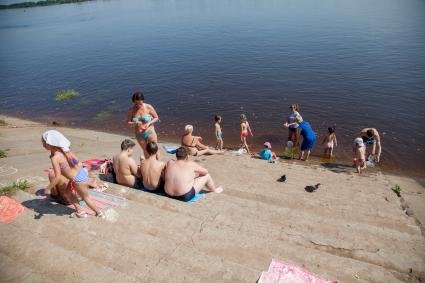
left=0, top=119, right=424, bottom=282
left=1, top=163, right=424, bottom=283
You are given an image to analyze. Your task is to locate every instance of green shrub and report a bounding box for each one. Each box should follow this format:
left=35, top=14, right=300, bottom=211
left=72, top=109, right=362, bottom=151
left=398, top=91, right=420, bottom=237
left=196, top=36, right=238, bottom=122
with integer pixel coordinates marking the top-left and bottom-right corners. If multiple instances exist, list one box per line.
left=0, top=118, right=6, bottom=126
left=393, top=184, right=402, bottom=197
left=0, top=149, right=9, bottom=158
left=55, top=89, right=79, bottom=101
left=0, top=180, right=30, bottom=196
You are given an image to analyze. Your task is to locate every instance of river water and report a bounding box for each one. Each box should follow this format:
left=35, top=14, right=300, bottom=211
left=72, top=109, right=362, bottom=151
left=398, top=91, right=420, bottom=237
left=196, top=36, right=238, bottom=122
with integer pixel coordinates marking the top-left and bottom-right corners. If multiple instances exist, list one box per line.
left=1, top=0, right=424, bottom=176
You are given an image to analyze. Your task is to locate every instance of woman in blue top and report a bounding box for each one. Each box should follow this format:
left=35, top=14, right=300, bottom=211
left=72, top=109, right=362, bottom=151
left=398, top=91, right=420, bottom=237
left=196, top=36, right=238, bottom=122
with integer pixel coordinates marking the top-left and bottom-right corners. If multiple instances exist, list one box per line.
left=284, top=104, right=303, bottom=145
left=296, top=120, right=316, bottom=161
left=127, top=92, right=160, bottom=159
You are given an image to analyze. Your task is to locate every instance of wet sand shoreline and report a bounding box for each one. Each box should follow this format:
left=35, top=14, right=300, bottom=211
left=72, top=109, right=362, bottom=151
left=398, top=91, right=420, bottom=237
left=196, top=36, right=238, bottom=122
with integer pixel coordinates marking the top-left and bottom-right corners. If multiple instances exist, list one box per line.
left=2, top=112, right=424, bottom=179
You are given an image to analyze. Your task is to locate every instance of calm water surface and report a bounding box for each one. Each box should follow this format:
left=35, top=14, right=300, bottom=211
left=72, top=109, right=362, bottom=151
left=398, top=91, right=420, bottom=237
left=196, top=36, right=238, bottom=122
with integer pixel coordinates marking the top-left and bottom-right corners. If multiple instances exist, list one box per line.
left=1, top=0, right=424, bottom=176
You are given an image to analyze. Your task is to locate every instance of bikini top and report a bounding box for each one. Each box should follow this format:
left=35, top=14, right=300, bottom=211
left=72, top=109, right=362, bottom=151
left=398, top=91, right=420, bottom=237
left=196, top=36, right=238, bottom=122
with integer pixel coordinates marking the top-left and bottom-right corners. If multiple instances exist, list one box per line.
left=133, top=114, right=152, bottom=123
left=60, top=158, right=78, bottom=172
left=182, top=137, right=197, bottom=148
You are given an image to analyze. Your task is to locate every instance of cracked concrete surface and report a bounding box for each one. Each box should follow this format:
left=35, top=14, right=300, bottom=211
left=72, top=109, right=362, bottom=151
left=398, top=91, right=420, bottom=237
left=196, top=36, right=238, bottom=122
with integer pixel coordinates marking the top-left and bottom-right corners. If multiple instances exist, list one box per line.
left=0, top=117, right=424, bottom=282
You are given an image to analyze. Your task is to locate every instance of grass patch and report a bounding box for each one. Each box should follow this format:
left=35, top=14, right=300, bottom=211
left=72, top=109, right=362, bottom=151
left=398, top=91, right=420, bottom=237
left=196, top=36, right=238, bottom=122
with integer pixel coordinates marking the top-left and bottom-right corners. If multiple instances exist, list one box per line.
left=0, top=149, right=9, bottom=158
left=0, top=118, right=6, bottom=126
left=0, top=180, right=30, bottom=196
left=55, top=89, right=79, bottom=102
left=392, top=184, right=402, bottom=197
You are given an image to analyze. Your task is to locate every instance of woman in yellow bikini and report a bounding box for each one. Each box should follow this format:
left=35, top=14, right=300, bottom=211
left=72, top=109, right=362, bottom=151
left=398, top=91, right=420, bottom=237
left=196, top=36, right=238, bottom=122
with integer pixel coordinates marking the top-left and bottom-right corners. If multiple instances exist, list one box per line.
left=127, top=92, right=160, bottom=159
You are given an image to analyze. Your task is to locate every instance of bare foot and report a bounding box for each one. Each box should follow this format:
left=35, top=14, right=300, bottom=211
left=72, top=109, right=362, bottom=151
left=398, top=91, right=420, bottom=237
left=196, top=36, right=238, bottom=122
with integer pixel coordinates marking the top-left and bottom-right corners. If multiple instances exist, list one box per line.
left=214, top=186, right=223, bottom=193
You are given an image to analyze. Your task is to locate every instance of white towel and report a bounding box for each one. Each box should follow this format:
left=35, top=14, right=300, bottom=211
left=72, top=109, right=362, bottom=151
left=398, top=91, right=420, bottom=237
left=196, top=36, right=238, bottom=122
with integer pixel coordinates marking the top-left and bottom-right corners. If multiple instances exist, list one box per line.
left=42, top=130, right=71, bottom=152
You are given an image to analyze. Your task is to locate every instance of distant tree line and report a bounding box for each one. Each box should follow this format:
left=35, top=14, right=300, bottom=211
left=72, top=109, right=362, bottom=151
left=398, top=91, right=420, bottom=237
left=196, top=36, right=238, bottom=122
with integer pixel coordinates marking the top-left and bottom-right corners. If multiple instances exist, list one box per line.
left=0, top=0, right=94, bottom=10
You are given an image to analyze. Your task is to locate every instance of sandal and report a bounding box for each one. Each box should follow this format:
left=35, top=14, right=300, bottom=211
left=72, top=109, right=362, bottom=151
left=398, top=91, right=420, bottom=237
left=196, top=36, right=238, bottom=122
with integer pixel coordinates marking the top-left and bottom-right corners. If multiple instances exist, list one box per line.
left=70, top=211, right=88, bottom=218
left=96, top=211, right=106, bottom=219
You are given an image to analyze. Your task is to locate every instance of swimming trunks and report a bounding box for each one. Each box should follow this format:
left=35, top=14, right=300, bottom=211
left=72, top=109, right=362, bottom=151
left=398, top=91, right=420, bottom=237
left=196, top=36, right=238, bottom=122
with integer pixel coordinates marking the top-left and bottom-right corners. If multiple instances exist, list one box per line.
left=72, top=167, right=89, bottom=183
left=241, top=130, right=248, bottom=138
left=362, top=136, right=376, bottom=145
left=143, top=179, right=165, bottom=193
left=353, top=157, right=365, bottom=165
left=136, top=130, right=154, bottom=140
left=216, top=132, right=223, bottom=140
left=68, top=167, right=89, bottom=194
left=167, top=187, right=196, bottom=202
left=326, top=142, right=334, bottom=149
left=133, top=178, right=144, bottom=190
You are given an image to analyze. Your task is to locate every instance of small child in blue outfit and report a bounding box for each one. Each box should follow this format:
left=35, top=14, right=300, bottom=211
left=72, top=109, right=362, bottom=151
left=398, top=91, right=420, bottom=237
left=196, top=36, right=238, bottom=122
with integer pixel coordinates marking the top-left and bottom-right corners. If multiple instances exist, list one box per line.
left=258, top=142, right=278, bottom=162
left=214, top=115, right=223, bottom=150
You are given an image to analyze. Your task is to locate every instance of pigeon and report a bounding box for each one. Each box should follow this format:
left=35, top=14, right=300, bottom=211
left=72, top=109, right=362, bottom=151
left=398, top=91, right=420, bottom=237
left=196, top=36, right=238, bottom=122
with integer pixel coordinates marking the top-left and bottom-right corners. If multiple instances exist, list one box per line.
left=305, top=183, right=320, bottom=193
left=277, top=175, right=286, bottom=182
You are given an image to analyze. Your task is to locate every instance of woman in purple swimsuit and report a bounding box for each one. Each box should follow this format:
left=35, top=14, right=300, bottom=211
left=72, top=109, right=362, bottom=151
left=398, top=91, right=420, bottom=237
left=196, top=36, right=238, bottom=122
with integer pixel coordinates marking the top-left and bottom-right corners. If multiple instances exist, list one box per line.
left=42, top=130, right=104, bottom=219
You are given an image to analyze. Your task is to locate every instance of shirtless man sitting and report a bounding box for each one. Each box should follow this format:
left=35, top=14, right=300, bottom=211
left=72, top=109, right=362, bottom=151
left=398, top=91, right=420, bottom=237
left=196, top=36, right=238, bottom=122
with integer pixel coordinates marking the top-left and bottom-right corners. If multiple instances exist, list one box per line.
left=140, top=141, right=166, bottom=191
left=359, top=128, right=382, bottom=162
left=164, top=147, right=223, bottom=202
left=112, top=139, right=143, bottom=189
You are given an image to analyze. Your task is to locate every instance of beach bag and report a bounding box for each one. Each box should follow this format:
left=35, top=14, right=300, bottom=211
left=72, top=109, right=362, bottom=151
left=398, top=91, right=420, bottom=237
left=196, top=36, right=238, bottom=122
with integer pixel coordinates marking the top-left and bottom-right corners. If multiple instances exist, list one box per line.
left=100, top=160, right=117, bottom=183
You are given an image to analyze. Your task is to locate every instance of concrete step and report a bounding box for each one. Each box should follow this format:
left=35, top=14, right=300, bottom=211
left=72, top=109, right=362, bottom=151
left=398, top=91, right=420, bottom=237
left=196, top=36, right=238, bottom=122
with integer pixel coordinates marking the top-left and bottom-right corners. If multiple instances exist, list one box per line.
left=2, top=170, right=423, bottom=283
left=0, top=253, right=54, bottom=283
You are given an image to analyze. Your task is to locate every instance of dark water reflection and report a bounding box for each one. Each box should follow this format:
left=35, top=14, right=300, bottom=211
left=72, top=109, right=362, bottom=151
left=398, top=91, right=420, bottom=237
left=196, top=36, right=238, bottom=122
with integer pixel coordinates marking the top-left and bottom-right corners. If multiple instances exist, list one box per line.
left=0, top=0, right=424, bottom=176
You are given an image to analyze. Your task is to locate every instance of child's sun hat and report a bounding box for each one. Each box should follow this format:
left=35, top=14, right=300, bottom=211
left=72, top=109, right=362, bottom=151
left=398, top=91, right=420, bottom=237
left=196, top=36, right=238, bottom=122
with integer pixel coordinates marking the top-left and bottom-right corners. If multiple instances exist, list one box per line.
left=354, top=137, right=365, bottom=147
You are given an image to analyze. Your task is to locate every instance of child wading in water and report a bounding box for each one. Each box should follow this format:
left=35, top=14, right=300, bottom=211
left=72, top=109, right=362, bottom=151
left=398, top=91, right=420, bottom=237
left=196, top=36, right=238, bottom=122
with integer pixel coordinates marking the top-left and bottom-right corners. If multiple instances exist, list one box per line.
left=240, top=114, right=254, bottom=154
left=353, top=137, right=366, bottom=174
left=322, top=127, right=337, bottom=158
left=42, top=130, right=105, bottom=219
left=214, top=115, right=223, bottom=150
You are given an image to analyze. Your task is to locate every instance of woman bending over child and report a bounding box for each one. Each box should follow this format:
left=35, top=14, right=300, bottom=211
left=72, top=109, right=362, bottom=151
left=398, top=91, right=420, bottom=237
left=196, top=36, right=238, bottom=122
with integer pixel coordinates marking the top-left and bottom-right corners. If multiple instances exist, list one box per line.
left=42, top=130, right=104, bottom=219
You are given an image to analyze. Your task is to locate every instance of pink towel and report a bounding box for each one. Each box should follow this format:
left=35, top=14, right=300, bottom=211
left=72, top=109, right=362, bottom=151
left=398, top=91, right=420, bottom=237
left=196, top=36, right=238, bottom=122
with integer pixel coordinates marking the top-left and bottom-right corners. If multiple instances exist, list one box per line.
left=0, top=196, right=25, bottom=224
left=259, top=259, right=338, bottom=283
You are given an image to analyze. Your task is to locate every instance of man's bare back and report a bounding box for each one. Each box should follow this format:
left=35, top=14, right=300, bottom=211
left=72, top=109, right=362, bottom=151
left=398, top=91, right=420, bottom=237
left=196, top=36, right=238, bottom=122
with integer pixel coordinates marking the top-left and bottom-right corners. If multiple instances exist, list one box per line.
left=164, top=147, right=223, bottom=202
left=113, top=151, right=139, bottom=187
left=140, top=156, right=165, bottom=190
left=164, top=160, right=198, bottom=196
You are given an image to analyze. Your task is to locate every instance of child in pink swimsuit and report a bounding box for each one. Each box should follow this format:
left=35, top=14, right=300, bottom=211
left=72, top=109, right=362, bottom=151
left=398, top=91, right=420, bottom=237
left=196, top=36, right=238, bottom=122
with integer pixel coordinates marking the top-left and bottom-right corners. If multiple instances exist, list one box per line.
left=353, top=137, right=366, bottom=174
left=322, top=127, right=337, bottom=158
left=239, top=114, right=254, bottom=154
